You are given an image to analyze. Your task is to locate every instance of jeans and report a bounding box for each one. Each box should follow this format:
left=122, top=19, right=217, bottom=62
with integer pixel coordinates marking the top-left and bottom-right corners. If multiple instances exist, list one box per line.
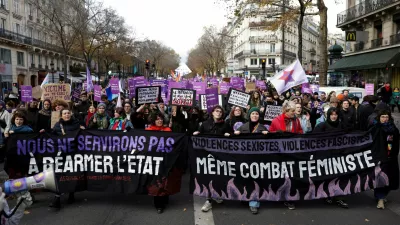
left=249, top=201, right=260, bottom=208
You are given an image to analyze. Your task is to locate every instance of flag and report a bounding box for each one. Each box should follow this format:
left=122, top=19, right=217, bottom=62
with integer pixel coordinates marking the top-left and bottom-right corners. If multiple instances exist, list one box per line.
left=116, top=93, right=122, bottom=107
left=86, top=66, right=93, bottom=92
left=269, top=59, right=308, bottom=95
left=301, top=83, right=313, bottom=94
left=40, top=73, right=50, bottom=88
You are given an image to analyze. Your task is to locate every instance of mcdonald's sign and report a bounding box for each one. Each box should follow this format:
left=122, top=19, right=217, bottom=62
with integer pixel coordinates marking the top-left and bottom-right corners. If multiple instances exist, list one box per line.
left=346, top=31, right=357, bottom=41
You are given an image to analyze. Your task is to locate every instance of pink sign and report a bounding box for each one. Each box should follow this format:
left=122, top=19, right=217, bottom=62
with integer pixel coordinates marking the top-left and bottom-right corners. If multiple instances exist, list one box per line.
left=365, top=83, right=374, bottom=95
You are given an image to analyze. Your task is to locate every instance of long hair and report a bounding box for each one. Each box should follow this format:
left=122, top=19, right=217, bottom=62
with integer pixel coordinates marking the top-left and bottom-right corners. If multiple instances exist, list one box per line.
left=114, top=107, right=126, bottom=119
left=229, top=106, right=244, bottom=119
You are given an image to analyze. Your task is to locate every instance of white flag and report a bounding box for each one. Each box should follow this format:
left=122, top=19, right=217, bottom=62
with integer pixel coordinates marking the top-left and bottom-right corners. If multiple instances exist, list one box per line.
left=40, top=73, right=50, bottom=88
left=116, top=93, right=122, bottom=108
left=269, top=59, right=308, bottom=95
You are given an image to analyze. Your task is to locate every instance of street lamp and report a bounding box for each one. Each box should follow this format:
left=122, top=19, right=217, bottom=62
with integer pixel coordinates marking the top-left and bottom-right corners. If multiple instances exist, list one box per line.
left=50, top=61, right=55, bottom=83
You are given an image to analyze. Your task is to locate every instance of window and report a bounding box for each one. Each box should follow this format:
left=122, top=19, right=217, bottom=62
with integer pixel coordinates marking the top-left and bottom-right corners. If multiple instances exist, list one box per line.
left=15, top=23, right=20, bottom=34
left=268, top=58, right=276, bottom=65
left=27, top=3, right=32, bottom=16
left=0, top=48, right=11, bottom=64
left=17, top=51, right=24, bottom=66
left=38, top=54, right=41, bottom=65
left=0, top=18, right=5, bottom=30
left=270, top=43, right=275, bottom=52
left=28, top=27, right=33, bottom=38
left=0, top=0, right=8, bottom=10
left=13, top=0, right=19, bottom=14
left=30, top=53, right=34, bottom=65
left=44, top=56, right=47, bottom=66
left=250, top=59, right=257, bottom=65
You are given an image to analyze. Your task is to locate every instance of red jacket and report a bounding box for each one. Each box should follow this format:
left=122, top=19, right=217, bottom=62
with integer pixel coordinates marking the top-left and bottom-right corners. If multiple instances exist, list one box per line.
left=145, top=125, right=172, bottom=132
left=269, top=114, right=303, bottom=134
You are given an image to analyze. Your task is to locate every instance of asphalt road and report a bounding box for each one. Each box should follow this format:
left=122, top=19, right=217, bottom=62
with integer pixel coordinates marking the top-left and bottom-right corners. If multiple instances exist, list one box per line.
left=4, top=113, right=400, bottom=225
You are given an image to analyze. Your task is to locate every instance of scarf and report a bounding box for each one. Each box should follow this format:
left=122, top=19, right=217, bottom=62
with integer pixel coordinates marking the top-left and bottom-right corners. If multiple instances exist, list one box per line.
left=86, top=111, right=96, bottom=127
left=385, top=86, right=390, bottom=92
left=283, top=114, right=295, bottom=132
left=95, top=113, right=108, bottom=129
left=110, top=117, right=125, bottom=131
left=39, top=108, right=51, bottom=117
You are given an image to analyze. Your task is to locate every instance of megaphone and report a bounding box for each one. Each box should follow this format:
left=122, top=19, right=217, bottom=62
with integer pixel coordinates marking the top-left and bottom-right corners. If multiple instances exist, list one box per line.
left=3, top=169, right=58, bottom=195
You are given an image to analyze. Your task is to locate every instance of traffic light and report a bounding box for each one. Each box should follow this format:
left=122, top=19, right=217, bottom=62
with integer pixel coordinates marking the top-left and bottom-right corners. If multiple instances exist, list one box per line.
left=261, top=59, right=266, bottom=69
left=145, top=60, right=150, bottom=70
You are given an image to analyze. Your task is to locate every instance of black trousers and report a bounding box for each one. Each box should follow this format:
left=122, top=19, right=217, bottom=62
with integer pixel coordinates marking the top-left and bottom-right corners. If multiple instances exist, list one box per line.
left=391, top=103, right=400, bottom=113
left=153, top=195, right=169, bottom=209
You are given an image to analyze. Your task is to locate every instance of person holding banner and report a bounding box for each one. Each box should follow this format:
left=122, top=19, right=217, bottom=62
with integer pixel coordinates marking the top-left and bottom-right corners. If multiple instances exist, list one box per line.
left=295, top=103, right=312, bottom=134
left=225, top=106, right=247, bottom=133
left=108, top=107, right=133, bottom=131
left=234, top=107, right=268, bottom=214
left=51, top=108, right=85, bottom=209
left=187, top=107, right=203, bottom=134
left=26, top=99, right=39, bottom=131
left=193, top=105, right=229, bottom=212
left=84, top=105, right=96, bottom=127
left=36, top=99, right=52, bottom=133
left=169, top=106, right=187, bottom=133
left=370, top=109, right=399, bottom=209
left=88, top=103, right=110, bottom=130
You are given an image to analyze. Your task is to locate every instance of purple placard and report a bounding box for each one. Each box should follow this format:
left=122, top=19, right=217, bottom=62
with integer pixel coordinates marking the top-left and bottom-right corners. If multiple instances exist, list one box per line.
left=20, top=85, right=32, bottom=102
left=365, top=83, right=374, bottom=95
left=134, top=76, right=145, bottom=81
left=230, top=77, right=241, bottom=85
left=94, top=85, right=102, bottom=102
left=256, top=80, right=267, bottom=90
left=109, top=78, right=120, bottom=94
left=206, top=87, right=219, bottom=114
left=210, top=78, right=219, bottom=87
left=128, top=79, right=135, bottom=98
left=192, top=82, right=206, bottom=100
left=301, top=83, right=312, bottom=94
left=72, top=88, right=81, bottom=100
left=220, top=82, right=231, bottom=94
left=310, top=84, right=320, bottom=93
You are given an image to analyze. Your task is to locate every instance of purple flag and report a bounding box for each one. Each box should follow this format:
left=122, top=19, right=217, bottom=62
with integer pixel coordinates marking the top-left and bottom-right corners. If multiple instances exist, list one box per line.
left=220, top=82, right=231, bottom=95
left=94, top=85, right=101, bottom=102
left=301, top=83, right=312, bottom=94
left=206, top=87, right=219, bottom=114
left=86, top=66, right=93, bottom=92
left=128, top=79, right=135, bottom=99
left=20, top=85, right=32, bottom=102
left=109, top=78, right=120, bottom=94
left=256, top=80, right=267, bottom=90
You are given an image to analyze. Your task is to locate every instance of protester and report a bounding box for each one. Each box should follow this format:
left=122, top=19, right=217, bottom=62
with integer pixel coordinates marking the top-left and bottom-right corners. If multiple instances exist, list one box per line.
left=389, top=87, right=400, bottom=113
left=5, top=101, right=15, bottom=113
left=316, top=105, right=331, bottom=126
left=225, top=106, right=247, bottom=133
left=133, top=104, right=150, bottom=129
left=51, top=108, right=84, bottom=209
left=249, top=91, right=262, bottom=108
left=36, top=99, right=52, bottom=133
left=326, top=91, right=336, bottom=102
left=340, top=99, right=355, bottom=129
left=370, top=109, right=399, bottom=209
left=359, top=95, right=379, bottom=131
left=379, top=82, right=392, bottom=104
left=187, top=107, right=203, bottom=134
left=26, top=99, right=39, bottom=130
left=124, top=102, right=133, bottom=120
left=108, top=107, right=133, bottom=131
left=88, top=103, right=110, bottom=130
left=74, top=92, right=91, bottom=122
left=84, top=105, right=96, bottom=127
left=295, top=103, right=312, bottom=133
left=349, top=95, right=361, bottom=130
left=234, top=107, right=268, bottom=214
left=169, top=106, right=187, bottom=133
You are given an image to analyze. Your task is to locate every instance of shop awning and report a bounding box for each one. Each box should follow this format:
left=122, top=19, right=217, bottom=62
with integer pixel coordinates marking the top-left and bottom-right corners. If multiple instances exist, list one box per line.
left=329, top=48, right=400, bottom=71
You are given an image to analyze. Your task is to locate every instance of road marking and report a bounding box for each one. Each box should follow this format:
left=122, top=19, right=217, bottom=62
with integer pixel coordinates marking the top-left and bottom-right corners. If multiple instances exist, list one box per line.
left=193, top=196, right=215, bottom=225
left=364, top=190, right=400, bottom=216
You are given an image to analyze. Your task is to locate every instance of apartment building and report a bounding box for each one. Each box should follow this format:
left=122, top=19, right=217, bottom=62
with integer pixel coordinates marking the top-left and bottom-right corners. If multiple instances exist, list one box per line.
left=0, top=0, right=85, bottom=92
left=330, top=0, right=400, bottom=88
left=225, top=5, right=320, bottom=78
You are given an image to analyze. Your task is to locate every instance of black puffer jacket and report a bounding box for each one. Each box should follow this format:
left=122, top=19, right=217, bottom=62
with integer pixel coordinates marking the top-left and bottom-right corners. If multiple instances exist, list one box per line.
left=199, top=118, right=229, bottom=135
left=52, top=117, right=81, bottom=136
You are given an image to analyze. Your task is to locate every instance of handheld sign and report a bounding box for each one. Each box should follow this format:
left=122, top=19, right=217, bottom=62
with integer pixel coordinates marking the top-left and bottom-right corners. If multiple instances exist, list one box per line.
left=264, top=105, right=283, bottom=121
left=206, top=87, right=219, bottom=114
left=170, top=88, right=196, bottom=107
left=200, top=94, right=207, bottom=110
left=41, top=84, right=71, bottom=102
left=227, top=88, right=251, bottom=108
left=20, top=85, right=33, bottom=102
left=135, top=86, right=161, bottom=105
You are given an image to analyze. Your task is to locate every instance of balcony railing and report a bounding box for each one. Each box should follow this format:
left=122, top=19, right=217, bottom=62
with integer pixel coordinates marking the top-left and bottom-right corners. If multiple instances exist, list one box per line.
left=234, top=49, right=282, bottom=58
left=371, top=38, right=383, bottom=49
left=249, top=21, right=274, bottom=28
left=354, top=42, right=365, bottom=51
left=310, top=48, right=316, bottom=55
left=390, top=34, right=400, bottom=45
left=337, top=0, right=398, bottom=26
left=249, top=35, right=278, bottom=42
left=284, top=50, right=296, bottom=58
left=0, top=28, right=63, bottom=52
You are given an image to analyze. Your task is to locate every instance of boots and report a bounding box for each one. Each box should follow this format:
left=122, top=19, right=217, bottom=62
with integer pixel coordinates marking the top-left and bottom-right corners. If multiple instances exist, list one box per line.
left=49, top=196, right=61, bottom=209
left=67, top=192, right=75, bottom=204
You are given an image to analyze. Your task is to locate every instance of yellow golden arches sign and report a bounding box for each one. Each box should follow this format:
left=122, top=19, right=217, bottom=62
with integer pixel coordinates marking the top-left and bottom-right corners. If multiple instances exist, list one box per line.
left=345, top=31, right=357, bottom=41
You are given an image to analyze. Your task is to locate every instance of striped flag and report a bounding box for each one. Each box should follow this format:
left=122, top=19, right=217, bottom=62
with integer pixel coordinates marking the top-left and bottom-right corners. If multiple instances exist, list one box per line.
left=40, top=73, right=50, bottom=88
left=86, top=66, right=93, bottom=92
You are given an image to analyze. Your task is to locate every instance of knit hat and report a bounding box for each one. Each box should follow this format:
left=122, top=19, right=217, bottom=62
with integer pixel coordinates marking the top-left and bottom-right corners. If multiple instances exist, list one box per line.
left=248, top=107, right=260, bottom=119
left=97, top=103, right=106, bottom=109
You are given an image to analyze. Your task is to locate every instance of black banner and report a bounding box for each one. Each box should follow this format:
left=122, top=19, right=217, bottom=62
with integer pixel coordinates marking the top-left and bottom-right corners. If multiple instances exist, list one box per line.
left=6, top=130, right=187, bottom=196
left=189, top=130, right=392, bottom=201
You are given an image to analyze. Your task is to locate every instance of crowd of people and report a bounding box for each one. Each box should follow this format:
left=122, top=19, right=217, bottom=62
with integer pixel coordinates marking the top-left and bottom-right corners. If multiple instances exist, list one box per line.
left=0, top=82, right=398, bottom=215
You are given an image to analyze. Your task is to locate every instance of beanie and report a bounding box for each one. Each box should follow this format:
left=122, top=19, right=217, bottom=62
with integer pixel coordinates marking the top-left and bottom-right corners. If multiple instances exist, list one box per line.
left=248, top=107, right=260, bottom=119
left=97, top=103, right=106, bottom=109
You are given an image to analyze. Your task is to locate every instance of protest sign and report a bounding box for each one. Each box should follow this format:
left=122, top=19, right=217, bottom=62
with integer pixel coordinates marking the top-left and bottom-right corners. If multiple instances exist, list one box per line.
left=301, top=83, right=312, bottom=94
left=256, top=80, right=267, bottom=90
left=189, top=129, right=392, bottom=201
left=200, top=94, right=207, bottom=110
left=245, top=82, right=256, bottom=92
left=170, top=88, right=196, bottom=107
left=227, top=88, right=251, bottom=108
left=32, top=86, right=42, bottom=100
left=71, top=88, right=81, bottom=101
left=6, top=130, right=187, bottom=195
left=210, top=78, right=219, bottom=87
left=109, top=78, right=120, bottom=94
left=231, top=77, right=244, bottom=90
left=135, top=86, right=161, bottom=105
left=219, top=82, right=231, bottom=95
left=50, top=111, right=60, bottom=128
left=20, top=85, right=33, bottom=102
left=206, top=88, right=219, bottom=114
left=310, top=84, right=320, bottom=93
left=192, top=82, right=206, bottom=100
left=365, top=83, right=374, bottom=95
left=41, top=84, right=71, bottom=102
left=94, top=85, right=102, bottom=102
left=264, top=105, right=283, bottom=121
left=128, top=79, right=135, bottom=99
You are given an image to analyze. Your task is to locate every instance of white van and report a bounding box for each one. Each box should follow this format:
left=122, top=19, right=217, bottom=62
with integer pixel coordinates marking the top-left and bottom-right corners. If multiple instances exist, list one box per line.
left=319, top=87, right=367, bottom=102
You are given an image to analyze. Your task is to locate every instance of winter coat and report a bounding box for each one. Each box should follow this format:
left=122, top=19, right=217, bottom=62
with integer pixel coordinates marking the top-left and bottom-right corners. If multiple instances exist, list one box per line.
left=9, top=125, right=33, bottom=134
left=225, top=116, right=247, bottom=133
left=36, top=109, right=51, bottom=132
left=297, top=114, right=312, bottom=134
left=269, top=114, right=303, bottom=134
left=340, top=108, right=355, bottom=130
left=52, top=118, right=81, bottom=136
left=199, top=118, right=229, bottom=135
left=238, top=122, right=267, bottom=133
left=26, top=107, right=38, bottom=131
left=351, top=105, right=362, bottom=130
left=379, top=87, right=392, bottom=103
left=359, top=103, right=376, bottom=131
left=390, top=92, right=400, bottom=105
left=0, top=109, right=11, bottom=133
left=88, top=113, right=110, bottom=130
left=145, top=125, right=172, bottom=132
left=313, top=108, right=345, bottom=133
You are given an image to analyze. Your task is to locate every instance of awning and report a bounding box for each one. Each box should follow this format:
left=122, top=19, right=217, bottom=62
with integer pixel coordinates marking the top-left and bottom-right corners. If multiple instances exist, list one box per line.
left=329, top=48, right=400, bottom=71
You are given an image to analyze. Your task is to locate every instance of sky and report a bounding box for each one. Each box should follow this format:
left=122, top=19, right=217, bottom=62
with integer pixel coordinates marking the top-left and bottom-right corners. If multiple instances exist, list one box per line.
left=103, top=0, right=346, bottom=63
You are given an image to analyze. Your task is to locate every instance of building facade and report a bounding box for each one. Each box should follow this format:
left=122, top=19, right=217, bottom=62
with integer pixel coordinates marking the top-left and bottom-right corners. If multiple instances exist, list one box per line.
left=330, top=0, right=400, bottom=88
left=0, top=0, right=85, bottom=93
left=225, top=5, right=320, bottom=78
